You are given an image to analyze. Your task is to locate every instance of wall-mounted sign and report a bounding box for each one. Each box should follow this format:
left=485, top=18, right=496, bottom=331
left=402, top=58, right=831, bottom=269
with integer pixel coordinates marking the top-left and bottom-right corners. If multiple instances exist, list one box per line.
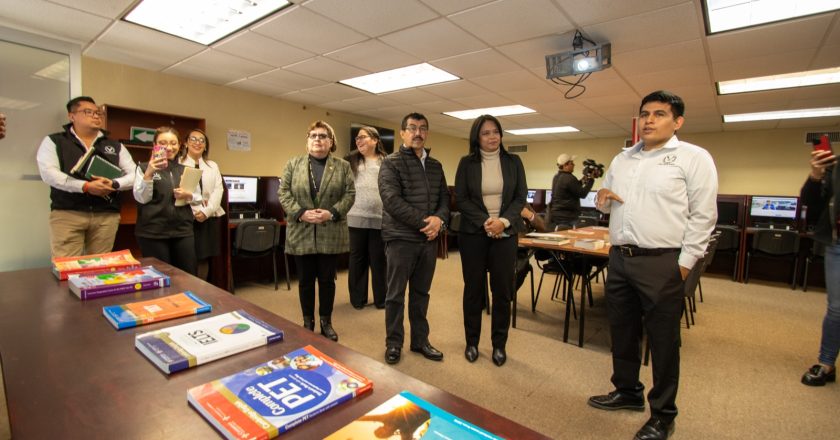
left=227, top=129, right=251, bottom=151
left=129, top=126, right=155, bottom=144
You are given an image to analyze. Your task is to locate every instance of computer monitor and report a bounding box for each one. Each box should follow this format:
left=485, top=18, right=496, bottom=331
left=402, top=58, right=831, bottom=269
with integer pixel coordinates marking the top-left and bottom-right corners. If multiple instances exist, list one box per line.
left=749, top=196, right=797, bottom=220
left=526, top=189, right=536, bottom=204
left=223, top=175, right=259, bottom=204
left=545, top=190, right=552, bottom=204
left=580, top=191, right=597, bottom=209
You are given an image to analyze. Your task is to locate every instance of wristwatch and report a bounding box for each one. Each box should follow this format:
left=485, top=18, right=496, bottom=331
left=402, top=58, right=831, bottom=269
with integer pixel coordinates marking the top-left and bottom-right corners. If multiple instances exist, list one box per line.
left=111, top=180, right=120, bottom=190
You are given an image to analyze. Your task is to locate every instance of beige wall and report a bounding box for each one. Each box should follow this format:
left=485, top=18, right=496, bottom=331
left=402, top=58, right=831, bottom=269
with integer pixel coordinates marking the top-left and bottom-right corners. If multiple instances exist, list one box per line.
left=84, top=57, right=832, bottom=197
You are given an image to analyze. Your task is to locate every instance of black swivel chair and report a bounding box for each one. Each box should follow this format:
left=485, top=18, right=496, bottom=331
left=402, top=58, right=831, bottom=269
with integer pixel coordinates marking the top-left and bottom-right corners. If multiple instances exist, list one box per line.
left=714, top=225, right=740, bottom=281
left=744, top=228, right=800, bottom=289
left=802, top=241, right=826, bottom=291
left=230, top=219, right=289, bottom=293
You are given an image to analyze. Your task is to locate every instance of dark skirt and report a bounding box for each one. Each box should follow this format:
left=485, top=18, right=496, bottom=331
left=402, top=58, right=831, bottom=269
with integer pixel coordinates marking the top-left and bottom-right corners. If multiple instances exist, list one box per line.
left=193, top=216, right=221, bottom=260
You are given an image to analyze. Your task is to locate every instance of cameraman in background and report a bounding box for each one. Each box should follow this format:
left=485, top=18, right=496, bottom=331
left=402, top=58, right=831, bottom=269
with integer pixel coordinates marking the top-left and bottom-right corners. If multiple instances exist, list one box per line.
left=547, top=153, right=600, bottom=230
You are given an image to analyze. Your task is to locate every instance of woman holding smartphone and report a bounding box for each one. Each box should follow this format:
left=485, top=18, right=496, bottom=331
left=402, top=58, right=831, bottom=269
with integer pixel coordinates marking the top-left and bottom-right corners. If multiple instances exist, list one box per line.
left=454, top=115, right=527, bottom=366
left=133, top=126, right=201, bottom=274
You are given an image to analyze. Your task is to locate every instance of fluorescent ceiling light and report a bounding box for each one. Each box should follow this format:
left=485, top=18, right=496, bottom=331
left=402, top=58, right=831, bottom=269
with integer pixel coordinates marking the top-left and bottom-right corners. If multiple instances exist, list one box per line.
left=340, top=63, right=459, bottom=94
left=718, top=67, right=840, bottom=94
left=505, top=126, right=579, bottom=135
left=723, top=107, right=840, bottom=122
left=124, top=0, right=290, bottom=45
left=443, top=105, right=536, bottom=120
left=34, top=59, right=69, bottom=82
left=705, top=0, right=840, bottom=34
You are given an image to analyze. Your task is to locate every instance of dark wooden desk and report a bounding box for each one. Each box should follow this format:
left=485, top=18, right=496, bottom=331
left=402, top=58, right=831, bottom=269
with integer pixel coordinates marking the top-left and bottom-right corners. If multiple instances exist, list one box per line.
left=0, top=259, right=549, bottom=439
left=520, top=227, right=610, bottom=347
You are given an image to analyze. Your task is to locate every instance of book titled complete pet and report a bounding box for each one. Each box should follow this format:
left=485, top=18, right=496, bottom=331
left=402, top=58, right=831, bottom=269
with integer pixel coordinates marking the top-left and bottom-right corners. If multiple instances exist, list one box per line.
left=188, top=345, right=373, bottom=439
left=135, top=309, right=283, bottom=374
left=103, top=291, right=211, bottom=330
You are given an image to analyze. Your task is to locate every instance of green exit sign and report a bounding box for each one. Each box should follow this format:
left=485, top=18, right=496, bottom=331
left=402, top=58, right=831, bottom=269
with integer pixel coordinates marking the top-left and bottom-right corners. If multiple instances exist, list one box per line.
left=129, top=126, right=155, bottom=144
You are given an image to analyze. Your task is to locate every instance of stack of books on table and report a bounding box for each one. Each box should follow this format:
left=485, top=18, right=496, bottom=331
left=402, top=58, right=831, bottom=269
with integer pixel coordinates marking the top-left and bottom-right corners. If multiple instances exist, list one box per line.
left=69, top=265, right=169, bottom=300
left=52, top=249, right=140, bottom=280
left=525, top=232, right=570, bottom=246
left=326, top=391, right=503, bottom=439
left=103, top=291, right=211, bottom=329
left=573, top=238, right=606, bottom=250
left=135, top=309, right=284, bottom=374
left=188, top=345, right=373, bottom=439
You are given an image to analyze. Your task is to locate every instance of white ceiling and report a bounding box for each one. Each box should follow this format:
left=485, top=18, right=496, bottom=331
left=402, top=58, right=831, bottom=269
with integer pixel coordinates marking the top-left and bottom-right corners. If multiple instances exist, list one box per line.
left=1, top=0, right=839, bottom=142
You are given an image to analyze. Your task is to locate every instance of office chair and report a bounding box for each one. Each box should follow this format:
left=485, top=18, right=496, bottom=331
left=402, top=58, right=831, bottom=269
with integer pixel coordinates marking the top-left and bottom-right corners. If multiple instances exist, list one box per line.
left=694, top=232, right=720, bottom=305
left=744, top=228, right=800, bottom=289
left=534, top=250, right=577, bottom=319
left=802, top=241, right=826, bottom=292
left=714, top=225, right=740, bottom=281
left=230, top=219, right=289, bottom=293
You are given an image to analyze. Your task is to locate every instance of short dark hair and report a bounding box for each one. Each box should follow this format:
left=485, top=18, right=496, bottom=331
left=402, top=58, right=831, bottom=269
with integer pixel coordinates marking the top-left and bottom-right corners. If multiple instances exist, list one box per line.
left=468, top=115, right=504, bottom=156
left=346, top=126, right=387, bottom=176
left=400, top=112, right=428, bottom=131
left=640, top=90, right=685, bottom=118
left=66, top=96, right=96, bottom=113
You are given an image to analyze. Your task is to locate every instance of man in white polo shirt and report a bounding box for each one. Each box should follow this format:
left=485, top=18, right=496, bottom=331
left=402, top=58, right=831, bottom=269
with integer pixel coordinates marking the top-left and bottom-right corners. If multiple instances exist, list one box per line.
left=589, top=91, right=718, bottom=440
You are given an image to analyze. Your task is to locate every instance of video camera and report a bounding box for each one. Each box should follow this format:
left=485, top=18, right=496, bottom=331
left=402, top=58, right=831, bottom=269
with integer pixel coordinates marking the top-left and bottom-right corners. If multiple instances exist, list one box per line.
left=582, top=159, right=604, bottom=179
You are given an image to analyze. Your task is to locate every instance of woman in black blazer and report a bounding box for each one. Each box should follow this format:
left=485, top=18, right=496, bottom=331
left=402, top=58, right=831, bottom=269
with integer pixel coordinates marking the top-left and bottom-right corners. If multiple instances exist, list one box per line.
left=454, top=115, right=527, bottom=366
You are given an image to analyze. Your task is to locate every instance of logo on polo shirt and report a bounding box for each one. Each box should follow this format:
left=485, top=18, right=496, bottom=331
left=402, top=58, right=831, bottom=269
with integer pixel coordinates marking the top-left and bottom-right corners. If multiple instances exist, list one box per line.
left=152, top=173, right=162, bottom=181
left=661, top=154, right=677, bottom=165
left=103, top=145, right=117, bottom=155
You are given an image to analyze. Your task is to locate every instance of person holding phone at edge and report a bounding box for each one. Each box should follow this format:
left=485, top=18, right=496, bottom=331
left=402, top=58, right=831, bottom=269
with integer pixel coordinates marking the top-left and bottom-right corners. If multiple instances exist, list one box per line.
left=589, top=91, right=718, bottom=440
left=799, top=139, right=839, bottom=386
left=454, top=114, right=526, bottom=366
left=134, top=126, right=201, bottom=275
left=179, top=129, right=225, bottom=281
left=379, top=112, right=449, bottom=365
left=36, top=97, right=136, bottom=257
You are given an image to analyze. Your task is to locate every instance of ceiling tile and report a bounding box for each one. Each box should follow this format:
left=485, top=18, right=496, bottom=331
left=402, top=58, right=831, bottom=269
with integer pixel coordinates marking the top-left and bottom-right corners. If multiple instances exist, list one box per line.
left=554, top=0, right=688, bottom=27
left=382, top=88, right=447, bottom=105
left=379, top=18, right=487, bottom=61
left=1, top=0, right=112, bottom=43
left=812, top=44, right=840, bottom=70
left=432, top=48, right=522, bottom=79
left=250, top=68, right=329, bottom=91
left=85, top=21, right=204, bottom=70
left=284, top=56, right=367, bottom=82
left=228, top=79, right=288, bottom=97
left=252, top=5, right=368, bottom=54
left=325, top=40, right=420, bottom=72
left=711, top=49, right=818, bottom=82
left=450, top=94, right=515, bottom=109
left=304, top=0, right=438, bottom=37
left=47, top=0, right=135, bottom=18
left=165, top=50, right=274, bottom=85
left=582, top=2, right=701, bottom=54
left=470, top=70, right=548, bottom=92
left=421, top=80, right=493, bottom=100
left=497, top=33, right=576, bottom=70
left=613, top=39, right=706, bottom=78
left=447, top=0, right=573, bottom=46
left=214, top=31, right=315, bottom=67
left=775, top=117, right=840, bottom=129
left=418, top=0, right=495, bottom=15
left=302, top=83, right=369, bottom=101
left=279, top=90, right=336, bottom=106
left=707, top=14, right=833, bottom=63
left=627, top=65, right=713, bottom=94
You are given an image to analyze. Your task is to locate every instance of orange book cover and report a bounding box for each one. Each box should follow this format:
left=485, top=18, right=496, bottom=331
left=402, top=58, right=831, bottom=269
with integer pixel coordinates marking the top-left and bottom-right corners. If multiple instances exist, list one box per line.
left=52, top=249, right=140, bottom=280
left=102, top=291, right=211, bottom=329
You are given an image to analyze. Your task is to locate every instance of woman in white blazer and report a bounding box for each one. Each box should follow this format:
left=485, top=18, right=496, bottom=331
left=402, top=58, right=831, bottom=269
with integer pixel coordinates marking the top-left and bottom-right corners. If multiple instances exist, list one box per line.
left=180, top=128, right=225, bottom=280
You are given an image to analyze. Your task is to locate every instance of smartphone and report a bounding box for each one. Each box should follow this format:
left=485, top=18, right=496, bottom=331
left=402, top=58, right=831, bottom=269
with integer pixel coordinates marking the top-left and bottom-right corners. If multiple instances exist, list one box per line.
left=812, top=134, right=833, bottom=154
left=152, top=144, right=169, bottom=168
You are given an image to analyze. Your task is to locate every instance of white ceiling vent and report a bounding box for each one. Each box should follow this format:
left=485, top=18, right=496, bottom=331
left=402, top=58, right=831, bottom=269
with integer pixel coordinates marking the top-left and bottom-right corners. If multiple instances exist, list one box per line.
left=804, top=131, right=840, bottom=143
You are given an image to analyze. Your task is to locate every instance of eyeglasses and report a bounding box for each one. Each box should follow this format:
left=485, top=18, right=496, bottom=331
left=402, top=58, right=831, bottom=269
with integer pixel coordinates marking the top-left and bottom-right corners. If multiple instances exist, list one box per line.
left=187, top=136, right=206, bottom=144
left=355, top=135, right=370, bottom=141
left=404, top=125, right=428, bottom=133
left=76, top=108, right=104, bottom=118
left=156, top=140, right=179, bottom=147
left=308, top=133, right=330, bottom=140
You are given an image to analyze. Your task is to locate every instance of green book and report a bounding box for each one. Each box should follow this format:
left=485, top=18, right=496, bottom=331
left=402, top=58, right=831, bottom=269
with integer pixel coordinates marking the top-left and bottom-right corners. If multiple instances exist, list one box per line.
left=85, top=155, right=122, bottom=180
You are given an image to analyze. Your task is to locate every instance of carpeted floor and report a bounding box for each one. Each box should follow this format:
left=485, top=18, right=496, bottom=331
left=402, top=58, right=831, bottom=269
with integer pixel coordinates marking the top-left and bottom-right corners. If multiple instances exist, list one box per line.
left=1, top=252, right=836, bottom=439
left=232, top=251, right=838, bottom=439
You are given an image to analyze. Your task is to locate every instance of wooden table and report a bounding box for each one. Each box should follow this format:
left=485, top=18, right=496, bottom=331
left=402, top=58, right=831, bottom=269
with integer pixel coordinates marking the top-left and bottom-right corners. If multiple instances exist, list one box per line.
left=519, top=226, right=611, bottom=347
left=0, top=258, right=550, bottom=439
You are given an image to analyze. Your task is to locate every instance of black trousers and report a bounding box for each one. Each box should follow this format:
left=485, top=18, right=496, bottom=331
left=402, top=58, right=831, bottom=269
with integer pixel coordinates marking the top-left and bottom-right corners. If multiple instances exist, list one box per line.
left=137, top=235, right=197, bottom=275
left=605, top=247, right=684, bottom=423
left=384, top=240, right=437, bottom=349
left=348, top=227, right=387, bottom=308
left=459, top=233, right=517, bottom=348
left=294, top=254, right=337, bottom=319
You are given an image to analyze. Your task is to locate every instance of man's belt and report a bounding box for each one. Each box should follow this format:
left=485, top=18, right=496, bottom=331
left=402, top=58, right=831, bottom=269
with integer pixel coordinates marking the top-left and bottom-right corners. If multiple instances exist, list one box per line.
left=616, top=245, right=680, bottom=257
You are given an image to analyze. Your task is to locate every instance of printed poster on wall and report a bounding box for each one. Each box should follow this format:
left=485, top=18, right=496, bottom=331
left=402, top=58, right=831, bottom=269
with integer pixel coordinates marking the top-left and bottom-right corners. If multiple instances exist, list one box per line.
left=227, top=129, right=251, bottom=151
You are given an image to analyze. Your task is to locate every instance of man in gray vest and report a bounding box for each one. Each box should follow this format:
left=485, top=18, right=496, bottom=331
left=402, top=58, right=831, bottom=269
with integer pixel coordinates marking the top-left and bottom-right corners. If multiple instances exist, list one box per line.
left=36, top=96, right=135, bottom=257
